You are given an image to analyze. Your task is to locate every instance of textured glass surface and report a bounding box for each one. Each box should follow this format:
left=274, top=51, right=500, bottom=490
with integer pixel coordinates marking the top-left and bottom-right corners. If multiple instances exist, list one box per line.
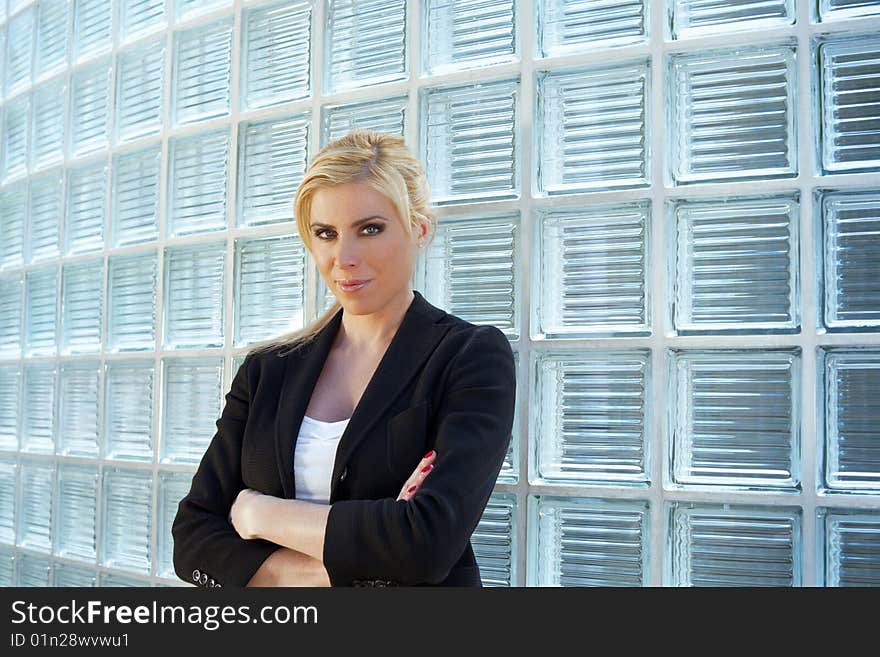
left=53, top=562, right=97, bottom=587
left=818, top=188, right=880, bottom=331
left=422, top=0, right=516, bottom=76
left=0, top=457, right=16, bottom=543
left=535, top=203, right=650, bottom=338
left=101, top=468, right=152, bottom=573
left=115, top=39, right=165, bottom=143
left=668, top=44, right=797, bottom=183
left=532, top=351, right=650, bottom=485
left=104, top=361, right=155, bottom=462
left=818, top=0, right=880, bottom=20
left=64, top=160, right=107, bottom=256
left=321, top=96, right=407, bottom=145
left=69, top=58, right=112, bottom=157
left=17, top=459, right=55, bottom=551
left=27, top=173, right=62, bottom=263
left=21, top=364, right=55, bottom=454
left=168, top=130, right=230, bottom=237
left=54, top=464, right=98, bottom=561
left=818, top=507, right=880, bottom=586
left=241, top=0, right=311, bottom=111
left=529, top=496, right=649, bottom=586
left=157, top=471, right=192, bottom=578
left=73, top=0, right=113, bottom=64
left=57, top=362, right=100, bottom=457
left=537, top=62, right=650, bottom=194
left=120, top=0, right=167, bottom=44
left=60, top=260, right=104, bottom=355
left=237, top=114, right=309, bottom=227
left=669, top=349, right=800, bottom=490
left=161, top=357, right=223, bottom=464
left=35, top=0, right=69, bottom=81
left=5, top=8, right=34, bottom=96
left=670, top=195, right=800, bottom=334
left=0, top=276, right=22, bottom=359
left=172, top=19, right=233, bottom=126
left=163, top=243, right=225, bottom=349
left=666, top=502, right=801, bottom=586
left=16, top=553, right=52, bottom=586
left=821, top=348, right=880, bottom=492
left=110, top=144, right=161, bottom=247
left=31, top=78, right=66, bottom=171
left=2, top=95, right=29, bottom=183
left=420, top=78, right=519, bottom=205
left=0, top=547, right=13, bottom=586
left=419, top=214, right=518, bottom=338
left=100, top=572, right=150, bottom=586
left=0, top=186, right=26, bottom=270
left=234, top=236, right=307, bottom=347
left=107, top=252, right=158, bottom=352
left=669, top=0, right=794, bottom=40
left=538, top=0, right=647, bottom=58
left=816, top=34, right=880, bottom=174
left=472, top=493, right=517, bottom=587
left=324, top=0, right=407, bottom=93
left=24, top=266, right=58, bottom=357
left=0, top=367, right=19, bottom=449
left=175, top=0, right=231, bottom=23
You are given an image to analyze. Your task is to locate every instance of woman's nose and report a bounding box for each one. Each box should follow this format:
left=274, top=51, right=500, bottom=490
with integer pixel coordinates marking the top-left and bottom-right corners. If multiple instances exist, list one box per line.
left=334, top=235, right=362, bottom=266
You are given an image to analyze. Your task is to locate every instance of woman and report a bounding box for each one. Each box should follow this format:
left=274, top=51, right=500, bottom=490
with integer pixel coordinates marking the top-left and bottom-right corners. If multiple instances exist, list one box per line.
left=172, top=130, right=516, bottom=587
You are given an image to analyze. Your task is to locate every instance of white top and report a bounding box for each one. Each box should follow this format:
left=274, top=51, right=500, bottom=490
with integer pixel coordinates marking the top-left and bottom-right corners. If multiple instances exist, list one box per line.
left=293, top=414, right=350, bottom=504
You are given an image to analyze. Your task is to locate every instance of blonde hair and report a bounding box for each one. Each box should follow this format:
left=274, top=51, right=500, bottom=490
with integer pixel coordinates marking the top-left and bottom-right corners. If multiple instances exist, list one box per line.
left=247, top=130, right=436, bottom=357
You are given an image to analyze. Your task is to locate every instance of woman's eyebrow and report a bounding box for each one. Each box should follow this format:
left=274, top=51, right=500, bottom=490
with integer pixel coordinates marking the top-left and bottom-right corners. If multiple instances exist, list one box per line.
left=309, top=215, right=388, bottom=229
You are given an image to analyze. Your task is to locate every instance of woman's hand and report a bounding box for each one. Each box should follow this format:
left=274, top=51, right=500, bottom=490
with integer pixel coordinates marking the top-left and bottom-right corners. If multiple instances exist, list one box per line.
left=229, top=488, right=267, bottom=540
left=396, top=450, right=436, bottom=501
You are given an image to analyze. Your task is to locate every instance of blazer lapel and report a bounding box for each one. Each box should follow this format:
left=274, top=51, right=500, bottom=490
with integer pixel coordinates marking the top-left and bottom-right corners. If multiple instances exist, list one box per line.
left=273, top=290, right=450, bottom=500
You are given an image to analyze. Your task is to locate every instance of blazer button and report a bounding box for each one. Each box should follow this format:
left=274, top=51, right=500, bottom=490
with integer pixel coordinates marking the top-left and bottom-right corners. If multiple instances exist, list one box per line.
left=339, top=466, right=347, bottom=482
left=208, top=578, right=216, bottom=587
left=192, top=569, right=201, bottom=583
left=200, top=573, right=208, bottom=586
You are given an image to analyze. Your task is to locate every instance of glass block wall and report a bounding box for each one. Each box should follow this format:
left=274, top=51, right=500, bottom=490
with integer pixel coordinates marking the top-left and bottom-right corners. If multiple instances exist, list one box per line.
left=0, top=0, right=878, bottom=587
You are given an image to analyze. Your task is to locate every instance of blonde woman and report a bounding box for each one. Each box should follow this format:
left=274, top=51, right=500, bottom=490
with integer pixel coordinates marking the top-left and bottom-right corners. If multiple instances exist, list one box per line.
left=172, top=130, right=516, bottom=587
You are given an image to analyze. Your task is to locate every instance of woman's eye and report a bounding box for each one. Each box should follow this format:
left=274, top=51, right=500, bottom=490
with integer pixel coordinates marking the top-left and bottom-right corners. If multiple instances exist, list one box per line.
left=363, top=223, right=382, bottom=235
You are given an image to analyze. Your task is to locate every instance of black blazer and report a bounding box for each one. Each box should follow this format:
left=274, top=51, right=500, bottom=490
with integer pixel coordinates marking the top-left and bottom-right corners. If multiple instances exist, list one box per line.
left=172, top=290, right=516, bottom=587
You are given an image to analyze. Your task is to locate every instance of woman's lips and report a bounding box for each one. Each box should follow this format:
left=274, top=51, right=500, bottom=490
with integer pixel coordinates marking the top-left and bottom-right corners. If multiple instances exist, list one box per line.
left=338, top=279, right=371, bottom=293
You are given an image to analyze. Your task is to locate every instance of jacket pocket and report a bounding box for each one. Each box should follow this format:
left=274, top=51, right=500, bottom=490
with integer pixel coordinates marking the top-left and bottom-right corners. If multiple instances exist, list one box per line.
left=385, top=400, right=431, bottom=481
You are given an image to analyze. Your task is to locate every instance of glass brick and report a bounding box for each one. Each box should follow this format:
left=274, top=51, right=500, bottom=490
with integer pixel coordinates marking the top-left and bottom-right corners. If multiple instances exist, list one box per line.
left=175, top=0, right=231, bottom=23
left=5, top=8, right=33, bottom=96
left=422, top=0, right=516, bottom=76
left=234, top=235, right=307, bottom=347
left=31, top=77, right=66, bottom=172
left=0, top=186, right=26, bottom=271
left=496, top=348, right=519, bottom=484
left=72, top=0, right=113, bottom=64
left=35, top=0, right=69, bottom=81
left=163, top=243, right=225, bottom=349
left=60, top=258, right=104, bottom=355
left=64, top=159, right=107, bottom=256
left=110, top=143, right=161, bottom=247
left=2, top=94, right=29, bottom=183
left=24, top=266, right=58, bottom=357
left=820, top=348, right=880, bottom=493
left=669, top=0, right=794, bottom=40
left=324, top=0, right=407, bottom=94
left=538, top=0, right=647, bottom=58
left=54, top=463, right=98, bottom=561
left=101, top=467, right=152, bottom=573
left=529, top=495, right=649, bottom=587
left=670, top=195, right=800, bottom=334
left=0, top=546, right=13, bottom=585
left=532, top=350, right=650, bottom=486
left=818, top=507, right=880, bottom=586
left=0, top=367, right=20, bottom=450
left=237, top=113, right=309, bottom=227
left=241, top=0, right=312, bottom=112
left=103, top=361, right=155, bottom=462
left=668, top=44, right=798, bottom=184
left=100, top=572, right=150, bottom=586
left=666, top=502, right=801, bottom=586
left=160, top=357, right=223, bottom=464
left=417, top=213, right=518, bottom=338
left=0, top=457, right=17, bottom=544
left=57, top=362, right=100, bottom=457
left=120, top=0, right=167, bottom=44
left=815, top=34, right=880, bottom=175
left=0, top=276, right=22, bottom=358
left=17, top=459, right=55, bottom=551
left=16, top=553, right=52, bottom=586
left=472, top=493, right=517, bottom=587
left=157, top=470, right=192, bottom=578
left=171, top=18, right=233, bottom=126
left=53, top=562, right=97, bottom=586
left=534, top=203, right=650, bottom=338
left=27, top=172, right=63, bottom=263
left=115, top=38, right=165, bottom=143
left=69, top=57, right=112, bottom=157
left=669, top=349, right=800, bottom=490
left=107, top=251, right=158, bottom=352
left=21, top=364, right=55, bottom=454
left=817, top=188, right=880, bottom=331
left=167, top=129, right=230, bottom=237
left=818, top=0, right=880, bottom=21
left=420, top=78, right=519, bottom=205
left=321, top=95, right=407, bottom=145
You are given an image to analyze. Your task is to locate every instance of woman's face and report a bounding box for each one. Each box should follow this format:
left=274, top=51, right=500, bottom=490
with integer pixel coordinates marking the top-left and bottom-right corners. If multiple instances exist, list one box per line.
left=308, top=181, right=427, bottom=315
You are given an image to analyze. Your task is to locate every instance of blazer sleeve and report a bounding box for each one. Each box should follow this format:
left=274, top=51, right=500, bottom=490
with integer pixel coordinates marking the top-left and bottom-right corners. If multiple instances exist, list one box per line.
left=322, top=325, right=516, bottom=586
left=171, top=352, right=281, bottom=587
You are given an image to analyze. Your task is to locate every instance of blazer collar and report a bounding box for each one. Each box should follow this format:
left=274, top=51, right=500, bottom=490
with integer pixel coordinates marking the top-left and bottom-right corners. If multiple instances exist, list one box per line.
left=274, top=289, right=450, bottom=500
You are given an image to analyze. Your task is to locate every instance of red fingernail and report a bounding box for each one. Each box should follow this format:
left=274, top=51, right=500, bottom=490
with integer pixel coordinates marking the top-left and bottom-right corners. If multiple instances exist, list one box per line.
left=421, top=464, right=433, bottom=473
left=407, top=485, right=416, bottom=493
left=423, top=450, right=434, bottom=459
